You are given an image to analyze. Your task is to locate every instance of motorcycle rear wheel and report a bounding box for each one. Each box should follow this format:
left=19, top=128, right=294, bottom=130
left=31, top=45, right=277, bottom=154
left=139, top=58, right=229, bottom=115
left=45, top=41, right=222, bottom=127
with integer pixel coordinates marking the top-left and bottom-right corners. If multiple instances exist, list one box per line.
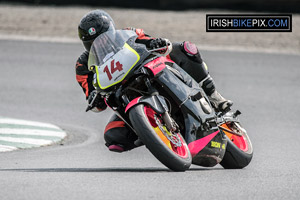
left=129, top=104, right=192, bottom=171
left=220, top=122, right=253, bottom=169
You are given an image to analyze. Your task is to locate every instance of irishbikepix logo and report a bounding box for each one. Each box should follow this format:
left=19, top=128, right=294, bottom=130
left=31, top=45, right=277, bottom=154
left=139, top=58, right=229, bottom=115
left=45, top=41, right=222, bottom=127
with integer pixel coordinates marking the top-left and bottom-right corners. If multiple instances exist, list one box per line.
left=206, top=15, right=292, bottom=32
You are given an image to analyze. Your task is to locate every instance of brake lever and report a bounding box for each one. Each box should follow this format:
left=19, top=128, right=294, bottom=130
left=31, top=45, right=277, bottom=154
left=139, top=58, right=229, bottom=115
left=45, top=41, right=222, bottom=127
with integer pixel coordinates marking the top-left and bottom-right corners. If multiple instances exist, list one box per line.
left=85, top=92, right=100, bottom=112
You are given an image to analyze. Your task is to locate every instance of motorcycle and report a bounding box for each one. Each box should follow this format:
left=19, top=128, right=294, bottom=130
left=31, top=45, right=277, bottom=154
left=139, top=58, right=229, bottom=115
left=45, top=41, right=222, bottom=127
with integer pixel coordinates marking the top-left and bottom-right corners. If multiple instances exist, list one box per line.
left=86, top=29, right=253, bottom=171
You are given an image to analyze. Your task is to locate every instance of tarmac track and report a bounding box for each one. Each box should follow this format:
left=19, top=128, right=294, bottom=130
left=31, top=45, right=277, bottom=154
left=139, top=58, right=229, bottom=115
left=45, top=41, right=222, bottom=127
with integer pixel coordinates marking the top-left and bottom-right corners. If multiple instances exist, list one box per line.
left=0, top=39, right=299, bottom=200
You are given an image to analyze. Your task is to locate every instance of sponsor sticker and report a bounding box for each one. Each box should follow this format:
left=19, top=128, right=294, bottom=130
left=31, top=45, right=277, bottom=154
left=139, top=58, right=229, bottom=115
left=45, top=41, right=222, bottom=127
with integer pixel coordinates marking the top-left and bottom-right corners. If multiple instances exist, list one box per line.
left=211, top=141, right=221, bottom=148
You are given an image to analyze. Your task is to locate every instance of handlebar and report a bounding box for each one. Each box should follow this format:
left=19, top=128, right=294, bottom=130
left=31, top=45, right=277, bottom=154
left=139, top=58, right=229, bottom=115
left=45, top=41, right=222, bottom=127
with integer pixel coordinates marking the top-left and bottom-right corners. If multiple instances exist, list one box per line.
left=148, top=39, right=172, bottom=55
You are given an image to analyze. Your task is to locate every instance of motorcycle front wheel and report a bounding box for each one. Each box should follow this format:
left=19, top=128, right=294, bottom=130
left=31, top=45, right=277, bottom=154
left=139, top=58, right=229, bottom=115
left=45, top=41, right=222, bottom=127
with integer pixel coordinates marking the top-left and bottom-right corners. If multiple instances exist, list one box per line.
left=129, top=104, right=192, bottom=171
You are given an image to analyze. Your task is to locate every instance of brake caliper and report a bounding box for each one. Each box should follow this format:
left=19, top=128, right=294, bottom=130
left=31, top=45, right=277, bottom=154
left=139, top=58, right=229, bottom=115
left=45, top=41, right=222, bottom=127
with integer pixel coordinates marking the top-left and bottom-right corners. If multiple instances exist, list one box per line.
left=154, top=115, right=182, bottom=147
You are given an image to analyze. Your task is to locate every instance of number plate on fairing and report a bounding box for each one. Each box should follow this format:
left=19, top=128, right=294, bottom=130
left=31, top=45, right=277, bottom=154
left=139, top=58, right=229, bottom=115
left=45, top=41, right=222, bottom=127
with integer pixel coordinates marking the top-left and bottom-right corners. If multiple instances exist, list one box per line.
left=95, top=43, right=140, bottom=89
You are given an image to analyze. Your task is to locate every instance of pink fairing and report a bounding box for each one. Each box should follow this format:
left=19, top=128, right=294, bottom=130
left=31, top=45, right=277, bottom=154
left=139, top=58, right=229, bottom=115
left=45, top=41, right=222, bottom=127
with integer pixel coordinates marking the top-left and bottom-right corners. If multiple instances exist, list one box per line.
left=144, top=57, right=174, bottom=76
left=188, top=130, right=220, bottom=157
left=125, top=97, right=142, bottom=113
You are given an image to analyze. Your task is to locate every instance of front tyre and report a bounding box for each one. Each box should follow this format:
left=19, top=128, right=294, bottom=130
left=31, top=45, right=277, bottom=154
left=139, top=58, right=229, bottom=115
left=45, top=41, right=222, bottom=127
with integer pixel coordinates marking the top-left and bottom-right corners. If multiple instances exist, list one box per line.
left=129, top=104, right=192, bottom=171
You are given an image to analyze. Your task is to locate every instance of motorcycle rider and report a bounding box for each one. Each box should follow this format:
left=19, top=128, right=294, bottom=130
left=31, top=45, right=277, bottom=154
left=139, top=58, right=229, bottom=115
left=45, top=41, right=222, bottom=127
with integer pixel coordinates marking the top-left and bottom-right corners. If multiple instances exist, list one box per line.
left=75, top=9, right=233, bottom=152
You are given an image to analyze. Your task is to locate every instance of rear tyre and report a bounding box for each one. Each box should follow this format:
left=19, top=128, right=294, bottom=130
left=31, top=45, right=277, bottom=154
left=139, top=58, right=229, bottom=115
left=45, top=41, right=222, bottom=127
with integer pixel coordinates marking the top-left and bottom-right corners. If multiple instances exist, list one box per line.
left=129, top=104, right=192, bottom=171
left=220, top=122, right=253, bottom=169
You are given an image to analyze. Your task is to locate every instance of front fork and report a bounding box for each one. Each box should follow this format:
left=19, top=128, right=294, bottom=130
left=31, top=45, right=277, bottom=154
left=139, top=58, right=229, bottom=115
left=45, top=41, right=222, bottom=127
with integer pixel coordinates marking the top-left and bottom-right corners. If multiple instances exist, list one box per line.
left=121, top=76, right=177, bottom=133
left=143, top=77, right=178, bottom=132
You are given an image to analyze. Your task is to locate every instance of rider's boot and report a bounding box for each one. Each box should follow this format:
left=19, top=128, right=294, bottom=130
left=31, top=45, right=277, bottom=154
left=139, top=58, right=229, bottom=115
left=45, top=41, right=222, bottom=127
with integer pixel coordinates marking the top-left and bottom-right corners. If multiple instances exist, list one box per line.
left=200, top=74, right=233, bottom=112
left=208, top=90, right=233, bottom=112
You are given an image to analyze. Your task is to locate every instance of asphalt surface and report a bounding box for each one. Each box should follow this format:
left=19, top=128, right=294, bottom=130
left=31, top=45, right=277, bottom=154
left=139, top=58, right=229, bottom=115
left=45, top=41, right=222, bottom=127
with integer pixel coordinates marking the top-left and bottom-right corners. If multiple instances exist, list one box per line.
left=0, top=39, right=299, bottom=200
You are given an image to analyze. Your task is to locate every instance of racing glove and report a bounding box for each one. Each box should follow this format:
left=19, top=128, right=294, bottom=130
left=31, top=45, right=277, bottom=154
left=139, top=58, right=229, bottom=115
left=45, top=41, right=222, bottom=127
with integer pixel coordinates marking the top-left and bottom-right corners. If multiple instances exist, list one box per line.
left=149, top=38, right=167, bottom=49
left=148, top=38, right=172, bottom=55
left=86, top=90, right=107, bottom=112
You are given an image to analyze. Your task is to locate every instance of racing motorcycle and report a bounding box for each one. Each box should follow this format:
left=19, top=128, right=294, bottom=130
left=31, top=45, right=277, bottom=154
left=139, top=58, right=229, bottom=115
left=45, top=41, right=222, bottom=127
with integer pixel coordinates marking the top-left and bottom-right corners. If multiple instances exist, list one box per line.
left=86, top=29, right=253, bottom=171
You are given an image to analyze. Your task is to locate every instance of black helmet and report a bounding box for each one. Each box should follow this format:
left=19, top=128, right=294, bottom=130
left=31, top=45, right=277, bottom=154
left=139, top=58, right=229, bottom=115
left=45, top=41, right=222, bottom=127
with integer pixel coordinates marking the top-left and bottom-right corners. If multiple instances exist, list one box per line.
left=78, top=10, right=115, bottom=51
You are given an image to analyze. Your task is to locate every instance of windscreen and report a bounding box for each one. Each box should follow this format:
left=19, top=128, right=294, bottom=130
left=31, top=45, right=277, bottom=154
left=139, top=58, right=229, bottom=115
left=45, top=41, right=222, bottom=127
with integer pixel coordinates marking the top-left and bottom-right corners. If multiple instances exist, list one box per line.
left=88, top=29, right=141, bottom=89
left=88, top=29, right=137, bottom=69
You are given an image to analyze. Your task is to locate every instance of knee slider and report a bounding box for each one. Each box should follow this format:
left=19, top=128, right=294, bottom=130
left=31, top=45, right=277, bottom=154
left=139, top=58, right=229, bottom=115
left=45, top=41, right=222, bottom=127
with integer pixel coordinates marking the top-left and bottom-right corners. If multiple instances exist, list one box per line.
left=182, top=41, right=202, bottom=63
left=200, top=75, right=216, bottom=96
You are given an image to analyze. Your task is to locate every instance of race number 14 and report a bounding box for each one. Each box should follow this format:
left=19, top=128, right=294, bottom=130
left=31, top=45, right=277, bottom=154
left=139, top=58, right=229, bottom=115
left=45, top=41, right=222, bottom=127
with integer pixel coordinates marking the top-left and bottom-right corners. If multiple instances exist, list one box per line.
left=103, top=60, right=123, bottom=81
